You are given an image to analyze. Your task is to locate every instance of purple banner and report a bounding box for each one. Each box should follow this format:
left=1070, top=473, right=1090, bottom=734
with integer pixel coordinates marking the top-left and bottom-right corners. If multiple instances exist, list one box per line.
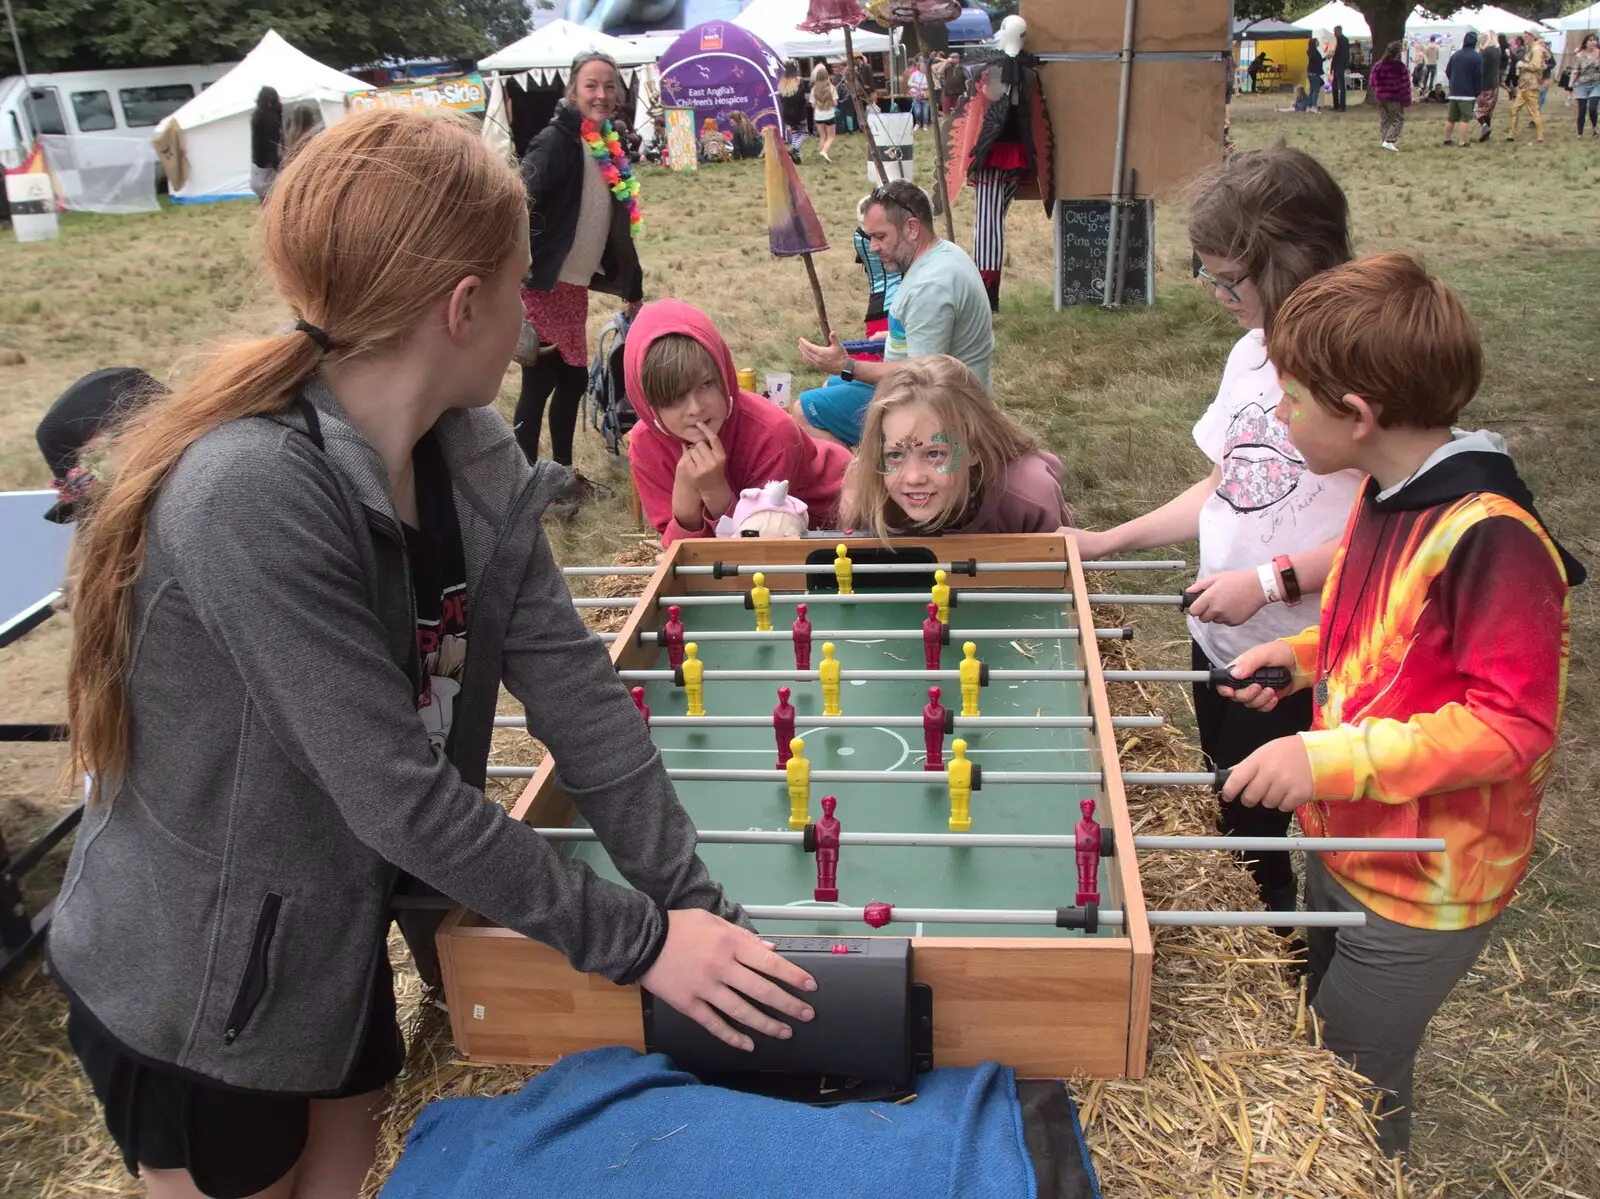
left=658, top=21, right=786, bottom=138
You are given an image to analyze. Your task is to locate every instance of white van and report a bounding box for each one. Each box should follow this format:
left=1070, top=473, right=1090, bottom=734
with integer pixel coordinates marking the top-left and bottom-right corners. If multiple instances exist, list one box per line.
left=0, top=62, right=235, bottom=169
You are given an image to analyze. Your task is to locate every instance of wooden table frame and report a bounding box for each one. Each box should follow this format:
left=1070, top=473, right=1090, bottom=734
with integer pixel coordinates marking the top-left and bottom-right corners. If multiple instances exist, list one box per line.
left=437, top=534, right=1155, bottom=1079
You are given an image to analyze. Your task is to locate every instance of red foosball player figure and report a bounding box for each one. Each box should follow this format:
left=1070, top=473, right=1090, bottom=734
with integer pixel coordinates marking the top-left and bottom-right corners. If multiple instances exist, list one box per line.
left=1075, top=798, right=1102, bottom=905
left=922, top=602, right=943, bottom=671
left=814, top=795, right=841, bottom=902
left=922, top=685, right=946, bottom=770
left=792, top=603, right=813, bottom=670
left=631, top=685, right=650, bottom=726
left=774, top=686, right=797, bottom=767
left=663, top=604, right=687, bottom=669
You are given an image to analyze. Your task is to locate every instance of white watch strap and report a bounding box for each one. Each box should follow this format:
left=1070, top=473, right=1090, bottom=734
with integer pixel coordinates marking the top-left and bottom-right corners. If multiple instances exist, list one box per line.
left=1257, top=561, right=1283, bottom=605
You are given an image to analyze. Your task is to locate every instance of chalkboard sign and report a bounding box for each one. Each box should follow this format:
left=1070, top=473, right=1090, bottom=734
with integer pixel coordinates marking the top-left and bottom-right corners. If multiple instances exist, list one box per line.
left=1053, top=200, right=1155, bottom=309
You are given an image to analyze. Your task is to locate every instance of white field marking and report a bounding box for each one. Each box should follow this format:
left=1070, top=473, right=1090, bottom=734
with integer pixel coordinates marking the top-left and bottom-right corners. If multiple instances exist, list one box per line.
left=796, top=725, right=912, bottom=773
left=838, top=747, right=855, bottom=757
left=846, top=639, right=886, bottom=645
left=850, top=679, right=868, bottom=686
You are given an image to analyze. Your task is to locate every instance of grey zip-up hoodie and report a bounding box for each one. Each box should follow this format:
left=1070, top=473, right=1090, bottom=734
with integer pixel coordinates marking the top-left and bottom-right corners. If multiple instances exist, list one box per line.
left=49, top=378, right=741, bottom=1094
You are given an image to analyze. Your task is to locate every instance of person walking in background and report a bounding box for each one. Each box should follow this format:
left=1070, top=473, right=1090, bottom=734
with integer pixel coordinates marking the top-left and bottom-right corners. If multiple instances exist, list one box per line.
left=1444, top=32, right=1484, bottom=147
left=1371, top=41, right=1413, bottom=150
left=248, top=86, right=283, bottom=201
left=1539, top=38, right=1555, bottom=109
left=810, top=64, right=837, bottom=161
left=1573, top=34, right=1600, bottom=138
left=517, top=51, right=643, bottom=515
left=1422, top=37, right=1440, bottom=91
left=281, top=100, right=324, bottom=162
left=1475, top=32, right=1503, bottom=142
left=1507, top=32, right=1549, bottom=142
left=835, top=62, right=859, bottom=133
left=908, top=59, right=930, bottom=128
left=778, top=61, right=809, bottom=161
left=1306, top=37, right=1325, bottom=110
left=1249, top=51, right=1269, bottom=93
left=943, top=51, right=967, bottom=114
left=1330, top=25, right=1352, bottom=111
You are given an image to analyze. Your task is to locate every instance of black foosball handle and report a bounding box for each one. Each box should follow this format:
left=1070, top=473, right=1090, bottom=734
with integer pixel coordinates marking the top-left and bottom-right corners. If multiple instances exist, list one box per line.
left=1212, top=768, right=1231, bottom=793
left=1207, top=666, right=1292, bottom=691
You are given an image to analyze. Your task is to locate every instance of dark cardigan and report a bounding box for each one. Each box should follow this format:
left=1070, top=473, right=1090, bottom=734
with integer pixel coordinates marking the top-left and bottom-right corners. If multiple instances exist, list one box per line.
left=520, top=106, right=644, bottom=302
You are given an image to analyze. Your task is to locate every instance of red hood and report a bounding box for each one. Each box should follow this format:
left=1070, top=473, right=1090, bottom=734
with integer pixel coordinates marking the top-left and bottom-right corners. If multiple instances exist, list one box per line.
left=623, top=299, right=739, bottom=441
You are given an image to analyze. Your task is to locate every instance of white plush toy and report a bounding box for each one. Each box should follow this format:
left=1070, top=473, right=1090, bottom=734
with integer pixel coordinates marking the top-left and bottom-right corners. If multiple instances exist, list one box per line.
left=714, top=480, right=810, bottom=539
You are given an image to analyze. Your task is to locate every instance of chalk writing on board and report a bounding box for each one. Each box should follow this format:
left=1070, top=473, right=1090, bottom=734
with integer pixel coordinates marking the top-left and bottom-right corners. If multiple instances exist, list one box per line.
left=1055, top=200, right=1154, bottom=308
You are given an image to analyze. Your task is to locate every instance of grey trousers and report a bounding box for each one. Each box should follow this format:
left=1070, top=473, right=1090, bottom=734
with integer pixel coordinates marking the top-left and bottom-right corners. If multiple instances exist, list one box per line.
left=1304, top=854, right=1497, bottom=1157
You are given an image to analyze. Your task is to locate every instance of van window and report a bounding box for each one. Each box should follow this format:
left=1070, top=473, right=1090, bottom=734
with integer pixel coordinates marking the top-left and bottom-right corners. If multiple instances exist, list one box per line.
left=26, top=88, right=66, bottom=136
left=72, top=90, right=118, bottom=132
left=120, top=83, right=195, bottom=127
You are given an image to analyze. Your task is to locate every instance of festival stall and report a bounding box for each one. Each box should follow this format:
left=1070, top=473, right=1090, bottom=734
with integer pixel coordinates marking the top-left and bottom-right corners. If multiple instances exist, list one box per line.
left=657, top=22, right=788, bottom=145
left=159, top=30, right=367, bottom=203
left=1233, top=18, right=1313, bottom=92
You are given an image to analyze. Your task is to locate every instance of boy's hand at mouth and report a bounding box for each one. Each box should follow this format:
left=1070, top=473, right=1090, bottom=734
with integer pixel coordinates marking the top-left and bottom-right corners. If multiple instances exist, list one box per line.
left=682, top=422, right=733, bottom=520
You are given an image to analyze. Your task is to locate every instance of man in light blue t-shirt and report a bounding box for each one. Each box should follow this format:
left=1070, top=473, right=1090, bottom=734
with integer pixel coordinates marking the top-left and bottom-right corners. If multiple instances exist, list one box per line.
left=794, top=180, right=994, bottom=447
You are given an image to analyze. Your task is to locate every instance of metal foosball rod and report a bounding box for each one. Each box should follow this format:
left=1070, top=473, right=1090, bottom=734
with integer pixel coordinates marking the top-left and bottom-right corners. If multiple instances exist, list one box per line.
left=737, top=904, right=1366, bottom=929
left=530, top=827, right=1446, bottom=854
left=579, top=592, right=1196, bottom=609
left=613, top=666, right=1292, bottom=689
left=492, top=714, right=1167, bottom=730
left=635, top=626, right=1135, bottom=644
left=485, top=766, right=1231, bottom=787
left=560, top=560, right=1187, bottom=578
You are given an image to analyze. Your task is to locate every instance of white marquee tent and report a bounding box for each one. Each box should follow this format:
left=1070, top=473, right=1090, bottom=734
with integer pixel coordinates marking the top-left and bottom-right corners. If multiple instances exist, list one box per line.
left=1551, top=3, right=1599, bottom=31
left=733, top=0, right=894, bottom=59
left=479, top=18, right=659, bottom=83
left=1298, top=1, right=1371, bottom=39
left=1408, top=5, right=1547, bottom=37
left=162, top=30, right=367, bottom=202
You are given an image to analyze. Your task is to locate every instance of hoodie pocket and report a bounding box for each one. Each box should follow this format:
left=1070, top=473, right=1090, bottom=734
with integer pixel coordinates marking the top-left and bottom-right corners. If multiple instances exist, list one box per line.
left=223, top=892, right=282, bottom=1045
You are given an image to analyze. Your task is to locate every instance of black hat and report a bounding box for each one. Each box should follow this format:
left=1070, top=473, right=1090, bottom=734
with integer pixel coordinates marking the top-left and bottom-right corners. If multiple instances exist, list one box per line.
left=37, top=367, right=164, bottom=523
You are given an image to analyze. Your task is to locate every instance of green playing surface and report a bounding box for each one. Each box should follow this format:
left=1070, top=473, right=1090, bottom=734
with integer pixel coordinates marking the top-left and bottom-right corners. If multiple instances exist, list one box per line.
left=566, top=590, right=1113, bottom=939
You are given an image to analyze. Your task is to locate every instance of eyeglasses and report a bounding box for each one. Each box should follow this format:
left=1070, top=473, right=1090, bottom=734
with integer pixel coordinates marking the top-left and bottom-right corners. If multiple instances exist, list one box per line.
left=1196, top=264, right=1247, bottom=305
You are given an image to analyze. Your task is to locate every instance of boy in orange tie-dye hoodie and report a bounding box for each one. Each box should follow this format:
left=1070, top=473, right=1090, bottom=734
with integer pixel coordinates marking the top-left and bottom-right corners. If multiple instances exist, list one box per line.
left=1218, top=252, right=1585, bottom=1157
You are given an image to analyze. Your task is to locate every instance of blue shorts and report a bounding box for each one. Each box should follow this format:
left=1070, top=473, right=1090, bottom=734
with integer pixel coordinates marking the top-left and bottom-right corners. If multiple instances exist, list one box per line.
left=797, top=376, right=876, bottom=446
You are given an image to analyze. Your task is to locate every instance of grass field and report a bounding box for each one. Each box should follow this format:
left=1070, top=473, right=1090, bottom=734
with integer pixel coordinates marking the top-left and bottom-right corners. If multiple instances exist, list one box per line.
left=2, top=93, right=1597, bottom=1195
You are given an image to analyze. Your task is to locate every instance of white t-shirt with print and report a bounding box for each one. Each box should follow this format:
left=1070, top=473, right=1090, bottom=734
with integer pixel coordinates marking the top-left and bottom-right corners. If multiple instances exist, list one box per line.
left=1188, top=329, right=1364, bottom=667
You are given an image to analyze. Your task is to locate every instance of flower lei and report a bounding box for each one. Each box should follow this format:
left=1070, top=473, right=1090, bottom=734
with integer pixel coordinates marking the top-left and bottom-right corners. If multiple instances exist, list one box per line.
left=580, top=119, right=642, bottom=238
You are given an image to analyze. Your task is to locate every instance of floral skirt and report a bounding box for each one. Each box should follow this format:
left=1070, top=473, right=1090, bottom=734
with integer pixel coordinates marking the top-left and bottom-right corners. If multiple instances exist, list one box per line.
left=521, top=281, right=590, bottom=368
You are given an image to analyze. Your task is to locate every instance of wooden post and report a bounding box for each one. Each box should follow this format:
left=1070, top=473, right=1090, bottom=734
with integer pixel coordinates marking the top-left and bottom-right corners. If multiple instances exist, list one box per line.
left=843, top=25, right=892, bottom=186
left=801, top=252, right=832, bottom=343
left=910, top=23, right=957, bottom=242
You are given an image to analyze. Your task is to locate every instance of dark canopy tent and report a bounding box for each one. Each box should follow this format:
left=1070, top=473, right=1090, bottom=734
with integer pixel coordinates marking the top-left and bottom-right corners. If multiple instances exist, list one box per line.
left=1232, top=18, right=1314, bottom=40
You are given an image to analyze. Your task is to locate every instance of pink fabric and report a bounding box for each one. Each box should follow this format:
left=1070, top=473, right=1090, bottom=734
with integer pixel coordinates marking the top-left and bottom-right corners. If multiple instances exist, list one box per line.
left=1369, top=59, right=1413, bottom=106
left=944, top=451, right=1074, bottom=535
left=521, top=282, right=590, bottom=368
left=624, top=299, right=851, bottom=545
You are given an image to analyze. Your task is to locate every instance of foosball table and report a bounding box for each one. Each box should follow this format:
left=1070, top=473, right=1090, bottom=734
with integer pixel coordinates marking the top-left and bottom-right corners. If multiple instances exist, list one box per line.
left=437, top=533, right=1438, bottom=1084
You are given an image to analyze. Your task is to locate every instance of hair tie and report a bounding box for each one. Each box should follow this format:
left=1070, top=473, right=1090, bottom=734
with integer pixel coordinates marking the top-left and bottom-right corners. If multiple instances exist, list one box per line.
left=293, top=319, right=333, bottom=352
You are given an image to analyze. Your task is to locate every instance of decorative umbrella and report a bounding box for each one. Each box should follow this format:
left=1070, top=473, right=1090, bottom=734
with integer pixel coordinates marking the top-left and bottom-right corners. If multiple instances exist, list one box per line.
left=763, top=126, right=832, bottom=341
left=800, top=0, right=891, bottom=184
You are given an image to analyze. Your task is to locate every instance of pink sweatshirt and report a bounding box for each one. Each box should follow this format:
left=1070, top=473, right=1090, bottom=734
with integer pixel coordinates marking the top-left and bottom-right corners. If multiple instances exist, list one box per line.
left=624, top=300, right=851, bottom=545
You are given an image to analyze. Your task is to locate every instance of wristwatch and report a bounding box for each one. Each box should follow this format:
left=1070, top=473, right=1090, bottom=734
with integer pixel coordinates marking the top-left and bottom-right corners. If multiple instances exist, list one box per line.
left=839, top=360, right=855, bottom=383
left=1273, top=554, right=1302, bottom=606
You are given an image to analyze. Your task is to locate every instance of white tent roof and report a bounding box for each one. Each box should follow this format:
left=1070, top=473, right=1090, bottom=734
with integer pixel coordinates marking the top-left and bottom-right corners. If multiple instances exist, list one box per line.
left=479, top=18, right=659, bottom=72
left=733, top=0, right=893, bottom=58
left=1408, top=6, right=1547, bottom=34
left=1552, top=3, right=1599, bottom=29
left=1299, top=1, right=1371, bottom=38
left=166, top=30, right=366, bottom=129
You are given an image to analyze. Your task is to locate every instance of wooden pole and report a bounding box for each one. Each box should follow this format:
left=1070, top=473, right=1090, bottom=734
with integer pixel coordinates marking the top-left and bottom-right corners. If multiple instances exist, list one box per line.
left=910, top=23, right=957, bottom=242
left=801, top=252, right=832, bottom=343
left=843, top=25, right=892, bottom=186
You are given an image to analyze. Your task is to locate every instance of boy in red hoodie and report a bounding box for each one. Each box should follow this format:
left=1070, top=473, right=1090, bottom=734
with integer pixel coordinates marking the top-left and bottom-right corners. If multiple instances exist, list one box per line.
left=1220, top=253, right=1585, bottom=1157
left=624, top=300, right=852, bottom=544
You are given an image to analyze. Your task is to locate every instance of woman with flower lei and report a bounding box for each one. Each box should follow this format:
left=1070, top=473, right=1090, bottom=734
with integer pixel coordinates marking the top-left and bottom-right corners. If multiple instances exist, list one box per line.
left=517, top=51, right=646, bottom=515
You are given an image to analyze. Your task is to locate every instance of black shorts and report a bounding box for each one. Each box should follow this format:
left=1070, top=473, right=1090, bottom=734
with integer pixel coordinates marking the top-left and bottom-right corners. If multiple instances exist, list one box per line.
left=67, top=962, right=403, bottom=1199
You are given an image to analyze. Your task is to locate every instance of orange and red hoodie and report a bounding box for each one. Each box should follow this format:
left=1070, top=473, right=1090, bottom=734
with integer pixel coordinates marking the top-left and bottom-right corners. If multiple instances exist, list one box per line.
left=1281, top=432, right=1585, bottom=930
left=623, top=300, right=850, bottom=545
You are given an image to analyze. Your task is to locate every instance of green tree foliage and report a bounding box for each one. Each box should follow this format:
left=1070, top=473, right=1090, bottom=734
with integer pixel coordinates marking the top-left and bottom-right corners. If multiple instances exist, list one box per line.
left=1, top=0, right=530, bottom=75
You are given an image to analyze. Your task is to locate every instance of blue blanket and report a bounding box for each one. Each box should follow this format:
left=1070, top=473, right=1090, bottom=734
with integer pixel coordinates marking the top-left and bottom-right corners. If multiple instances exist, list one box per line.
left=382, top=1046, right=1035, bottom=1199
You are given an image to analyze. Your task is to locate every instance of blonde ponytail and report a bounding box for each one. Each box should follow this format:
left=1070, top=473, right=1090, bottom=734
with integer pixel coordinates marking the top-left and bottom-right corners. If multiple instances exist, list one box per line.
left=68, top=108, right=528, bottom=797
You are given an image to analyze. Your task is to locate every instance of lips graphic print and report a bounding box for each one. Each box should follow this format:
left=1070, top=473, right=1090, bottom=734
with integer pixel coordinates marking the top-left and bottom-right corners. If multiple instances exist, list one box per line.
left=1215, top=401, right=1306, bottom=513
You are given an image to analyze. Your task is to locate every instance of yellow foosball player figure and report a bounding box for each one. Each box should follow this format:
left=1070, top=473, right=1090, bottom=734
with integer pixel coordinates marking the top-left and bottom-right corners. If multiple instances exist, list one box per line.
left=959, top=641, right=981, bottom=717
left=786, top=737, right=810, bottom=830
left=682, top=642, right=705, bottom=716
left=751, top=571, right=772, bottom=632
left=932, top=568, right=951, bottom=624
left=947, top=738, right=973, bottom=832
left=834, top=543, right=854, bottom=595
left=819, top=641, right=842, bottom=716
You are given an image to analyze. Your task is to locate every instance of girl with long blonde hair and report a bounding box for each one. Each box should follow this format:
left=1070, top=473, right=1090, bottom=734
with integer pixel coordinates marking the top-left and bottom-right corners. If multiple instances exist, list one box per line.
left=54, top=107, right=811, bottom=1199
left=841, top=355, right=1071, bottom=540
left=810, top=63, right=838, bottom=160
